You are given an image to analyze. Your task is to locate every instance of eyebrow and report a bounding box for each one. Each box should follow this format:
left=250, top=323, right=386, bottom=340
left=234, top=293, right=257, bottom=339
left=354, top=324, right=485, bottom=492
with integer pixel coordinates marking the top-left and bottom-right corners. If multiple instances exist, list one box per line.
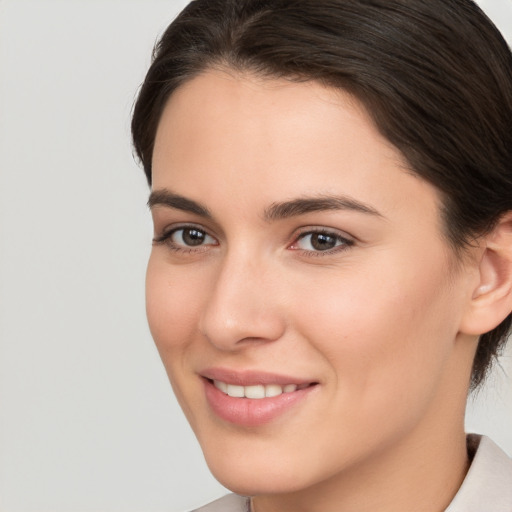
left=148, top=189, right=383, bottom=221
left=263, top=195, right=383, bottom=221
left=148, top=189, right=212, bottom=218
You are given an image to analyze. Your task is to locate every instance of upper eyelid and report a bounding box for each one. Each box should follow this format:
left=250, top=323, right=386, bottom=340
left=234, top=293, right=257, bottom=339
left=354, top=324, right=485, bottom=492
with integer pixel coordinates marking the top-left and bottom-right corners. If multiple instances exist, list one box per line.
left=152, top=215, right=223, bottom=239
left=157, top=222, right=216, bottom=237
left=292, top=226, right=355, bottom=241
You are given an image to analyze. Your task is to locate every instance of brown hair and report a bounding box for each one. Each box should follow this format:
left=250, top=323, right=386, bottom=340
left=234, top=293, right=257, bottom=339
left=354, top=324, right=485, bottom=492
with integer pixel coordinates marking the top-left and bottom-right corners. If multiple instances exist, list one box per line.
left=131, top=0, right=512, bottom=388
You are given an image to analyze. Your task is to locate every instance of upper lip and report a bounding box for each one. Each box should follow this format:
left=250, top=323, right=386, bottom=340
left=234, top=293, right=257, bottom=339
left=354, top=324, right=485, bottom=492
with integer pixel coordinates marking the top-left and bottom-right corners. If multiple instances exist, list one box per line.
left=200, top=367, right=316, bottom=386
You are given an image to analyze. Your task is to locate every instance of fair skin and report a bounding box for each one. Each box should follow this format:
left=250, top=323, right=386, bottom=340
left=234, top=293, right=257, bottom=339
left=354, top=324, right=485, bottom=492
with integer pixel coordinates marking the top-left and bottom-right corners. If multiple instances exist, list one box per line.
left=146, top=70, right=512, bottom=512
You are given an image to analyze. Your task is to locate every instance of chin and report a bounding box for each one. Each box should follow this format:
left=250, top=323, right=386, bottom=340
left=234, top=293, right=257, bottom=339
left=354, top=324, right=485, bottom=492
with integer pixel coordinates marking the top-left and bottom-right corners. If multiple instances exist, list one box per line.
left=200, top=440, right=331, bottom=497
left=208, top=463, right=310, bottom=497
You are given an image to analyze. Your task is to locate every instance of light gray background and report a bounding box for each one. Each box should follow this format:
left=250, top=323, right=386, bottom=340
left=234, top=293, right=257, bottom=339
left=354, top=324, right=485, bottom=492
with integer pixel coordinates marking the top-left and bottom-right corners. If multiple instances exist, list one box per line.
left=0, top=1, right=511, bottom=511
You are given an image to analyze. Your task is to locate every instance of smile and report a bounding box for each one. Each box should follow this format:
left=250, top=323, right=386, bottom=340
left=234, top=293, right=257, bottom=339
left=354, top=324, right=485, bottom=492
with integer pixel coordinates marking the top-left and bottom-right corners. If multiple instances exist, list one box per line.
left=212, top=380, right=311, bottom=399
left=202, top=372, right=318, bottom=426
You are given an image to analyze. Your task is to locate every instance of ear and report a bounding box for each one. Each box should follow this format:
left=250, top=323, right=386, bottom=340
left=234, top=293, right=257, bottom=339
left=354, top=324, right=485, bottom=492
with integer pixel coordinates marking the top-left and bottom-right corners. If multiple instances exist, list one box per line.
left=460, top=212, right=512, bottom=336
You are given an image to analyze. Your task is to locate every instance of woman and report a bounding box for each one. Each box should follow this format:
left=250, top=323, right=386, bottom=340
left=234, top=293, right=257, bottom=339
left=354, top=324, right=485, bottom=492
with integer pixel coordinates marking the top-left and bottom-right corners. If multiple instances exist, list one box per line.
left=131, top=0, right=512, bottom=510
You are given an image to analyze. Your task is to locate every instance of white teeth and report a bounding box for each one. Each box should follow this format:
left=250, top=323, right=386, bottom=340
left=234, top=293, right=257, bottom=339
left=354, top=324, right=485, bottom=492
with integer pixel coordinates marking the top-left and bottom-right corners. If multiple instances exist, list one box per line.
left=265, top=384, right=283, bottom=397
left=226, top=384, right=245, bottom=398
left=214, top=380, right=228, bottom=393
left=245, top=385, right=265, bottom=399
left=213, top=380, right=304, bottom=398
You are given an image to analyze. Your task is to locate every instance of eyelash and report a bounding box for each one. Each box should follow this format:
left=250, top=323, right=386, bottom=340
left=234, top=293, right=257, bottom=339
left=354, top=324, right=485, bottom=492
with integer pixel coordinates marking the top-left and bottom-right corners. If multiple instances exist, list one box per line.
left=152, top=224, right=217, bottom=254
left=152, top=225, right=354, bottom=256
left=289, top=228, right=354, bottom=256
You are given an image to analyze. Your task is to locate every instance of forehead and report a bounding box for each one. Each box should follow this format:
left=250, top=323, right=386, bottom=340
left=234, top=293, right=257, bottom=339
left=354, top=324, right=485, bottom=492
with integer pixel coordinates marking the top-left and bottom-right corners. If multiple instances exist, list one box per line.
left=152, top=70, right=440, bottom=226
left=154, top=70, right=384, bottom=155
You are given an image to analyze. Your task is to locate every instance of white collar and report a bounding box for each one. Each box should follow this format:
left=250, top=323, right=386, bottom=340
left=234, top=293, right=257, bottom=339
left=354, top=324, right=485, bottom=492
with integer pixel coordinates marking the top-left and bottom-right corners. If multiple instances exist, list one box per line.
left=446, top=435, right=512, bottom=512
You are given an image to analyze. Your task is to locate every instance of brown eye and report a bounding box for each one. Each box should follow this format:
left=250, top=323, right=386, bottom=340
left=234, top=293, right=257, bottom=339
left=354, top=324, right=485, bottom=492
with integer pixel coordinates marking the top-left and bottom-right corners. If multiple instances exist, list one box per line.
left=292, top=230, right=353, bottom=253
left=309, top=233, right=337, bottom=251
left=170, top=227, right=216, bottom=247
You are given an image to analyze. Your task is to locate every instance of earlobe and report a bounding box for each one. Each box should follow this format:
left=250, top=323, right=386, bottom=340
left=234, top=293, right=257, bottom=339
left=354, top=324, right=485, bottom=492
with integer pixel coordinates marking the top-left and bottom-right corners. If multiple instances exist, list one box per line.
left=461, top=212, right=512, bottom=336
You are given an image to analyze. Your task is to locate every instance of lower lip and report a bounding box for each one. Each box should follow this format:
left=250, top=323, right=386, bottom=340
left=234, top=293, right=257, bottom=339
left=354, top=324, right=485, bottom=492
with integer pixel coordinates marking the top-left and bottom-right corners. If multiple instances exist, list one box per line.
left=203, top=379, right=316, bottom=427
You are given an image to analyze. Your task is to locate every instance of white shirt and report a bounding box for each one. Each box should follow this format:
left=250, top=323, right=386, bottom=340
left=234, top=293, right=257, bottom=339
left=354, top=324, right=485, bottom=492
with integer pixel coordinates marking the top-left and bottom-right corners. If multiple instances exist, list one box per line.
left=446, top=435, right=512, bottom=512
left=193, top=435, right=512, bottom=512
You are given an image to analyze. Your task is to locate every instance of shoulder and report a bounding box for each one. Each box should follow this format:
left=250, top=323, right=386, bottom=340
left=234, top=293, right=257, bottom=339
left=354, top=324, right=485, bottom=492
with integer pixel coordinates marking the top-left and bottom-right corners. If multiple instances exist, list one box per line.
left=191, top=494, right=250, bottom=512
left=447, top=435, right=512, bottom=512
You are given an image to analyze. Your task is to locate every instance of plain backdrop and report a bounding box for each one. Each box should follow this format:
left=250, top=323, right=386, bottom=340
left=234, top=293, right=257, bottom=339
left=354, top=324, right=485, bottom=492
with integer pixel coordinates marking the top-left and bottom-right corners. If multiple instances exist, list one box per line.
left=0, top=1, right=511, bottom=511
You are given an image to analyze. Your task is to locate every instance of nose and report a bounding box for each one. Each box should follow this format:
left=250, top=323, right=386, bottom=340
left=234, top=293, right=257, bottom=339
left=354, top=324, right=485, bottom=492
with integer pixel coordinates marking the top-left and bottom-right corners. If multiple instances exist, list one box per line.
left=198, top=251, right=286, bottom=351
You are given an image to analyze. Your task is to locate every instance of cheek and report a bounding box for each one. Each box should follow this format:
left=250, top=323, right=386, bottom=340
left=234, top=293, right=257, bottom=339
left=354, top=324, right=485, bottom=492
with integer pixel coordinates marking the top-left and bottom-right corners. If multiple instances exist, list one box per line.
left=145, top=254, right=210, bottom=425
left=292, top=253, right=460, bottom=422
left=145, top=254, right=202, bottom=356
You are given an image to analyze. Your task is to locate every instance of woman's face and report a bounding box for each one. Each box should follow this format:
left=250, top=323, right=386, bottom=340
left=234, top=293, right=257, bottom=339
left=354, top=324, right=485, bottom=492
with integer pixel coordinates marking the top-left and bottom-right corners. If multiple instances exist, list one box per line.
left=147, top=71, right=478, bottom=495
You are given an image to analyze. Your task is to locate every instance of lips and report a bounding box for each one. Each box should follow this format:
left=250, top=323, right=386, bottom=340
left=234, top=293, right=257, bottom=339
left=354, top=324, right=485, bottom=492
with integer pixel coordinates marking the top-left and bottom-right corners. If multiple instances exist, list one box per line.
left=201, top=368, right=318, bottom=426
